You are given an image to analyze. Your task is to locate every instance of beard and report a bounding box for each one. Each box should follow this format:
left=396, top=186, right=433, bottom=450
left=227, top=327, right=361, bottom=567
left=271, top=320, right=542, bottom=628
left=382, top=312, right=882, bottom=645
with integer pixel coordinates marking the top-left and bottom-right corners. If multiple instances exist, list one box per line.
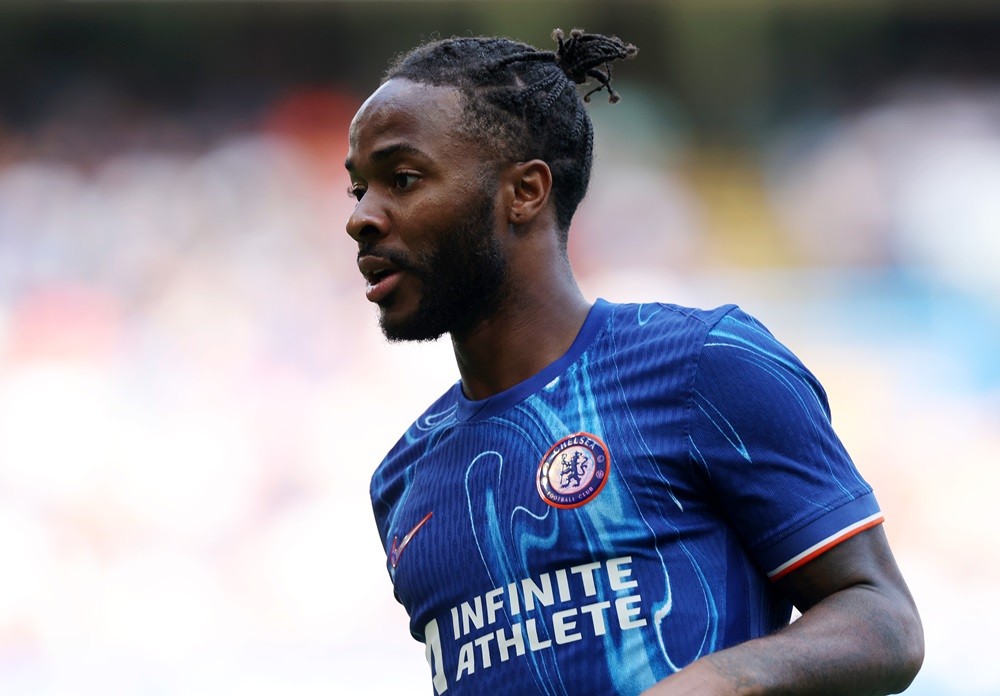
left=372, top=191, right=509, bottom=342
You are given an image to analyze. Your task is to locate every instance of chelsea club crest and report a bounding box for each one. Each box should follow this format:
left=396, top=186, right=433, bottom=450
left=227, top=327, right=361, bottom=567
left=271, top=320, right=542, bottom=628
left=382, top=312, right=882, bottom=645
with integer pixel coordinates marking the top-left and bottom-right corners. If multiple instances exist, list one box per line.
left=536, top=432, right=611, bottom=508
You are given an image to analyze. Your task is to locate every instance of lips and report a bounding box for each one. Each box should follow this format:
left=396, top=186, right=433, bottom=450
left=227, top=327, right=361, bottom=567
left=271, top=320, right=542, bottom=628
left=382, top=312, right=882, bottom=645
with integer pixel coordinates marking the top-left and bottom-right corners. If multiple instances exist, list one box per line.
left=358, top=254, right=405, bottom=304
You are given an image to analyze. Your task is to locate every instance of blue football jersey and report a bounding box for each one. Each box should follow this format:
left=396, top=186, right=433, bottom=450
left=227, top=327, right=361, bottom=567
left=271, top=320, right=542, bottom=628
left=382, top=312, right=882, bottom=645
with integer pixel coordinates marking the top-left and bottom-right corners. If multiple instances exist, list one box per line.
left=370, top=300, right=882, bottom=695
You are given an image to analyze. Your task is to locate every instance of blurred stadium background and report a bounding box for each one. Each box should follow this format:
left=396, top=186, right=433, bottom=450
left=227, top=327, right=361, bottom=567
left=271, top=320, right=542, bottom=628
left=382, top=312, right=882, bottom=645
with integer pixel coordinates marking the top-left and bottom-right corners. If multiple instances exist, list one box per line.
left=0, top=1, right=998, bottom=694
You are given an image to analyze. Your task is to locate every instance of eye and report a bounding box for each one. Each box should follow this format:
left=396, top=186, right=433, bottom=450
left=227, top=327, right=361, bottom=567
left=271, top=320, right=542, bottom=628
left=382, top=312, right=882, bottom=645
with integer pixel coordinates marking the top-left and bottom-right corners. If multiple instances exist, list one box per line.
left=392, top=172, right=419, bottom=190
left=347, top=184, right=366, bottom=201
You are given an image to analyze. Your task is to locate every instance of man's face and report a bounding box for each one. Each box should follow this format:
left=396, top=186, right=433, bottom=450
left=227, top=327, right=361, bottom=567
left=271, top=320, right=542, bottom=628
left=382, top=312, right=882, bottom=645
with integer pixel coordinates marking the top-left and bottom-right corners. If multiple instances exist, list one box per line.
left=345, top=79, right=509, bottom=341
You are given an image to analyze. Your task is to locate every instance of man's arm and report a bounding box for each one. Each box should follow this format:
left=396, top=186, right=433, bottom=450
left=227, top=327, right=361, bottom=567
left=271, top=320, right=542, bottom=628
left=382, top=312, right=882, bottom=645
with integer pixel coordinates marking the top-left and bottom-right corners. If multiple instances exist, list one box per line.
left=641, top=525, right=924, bottom=695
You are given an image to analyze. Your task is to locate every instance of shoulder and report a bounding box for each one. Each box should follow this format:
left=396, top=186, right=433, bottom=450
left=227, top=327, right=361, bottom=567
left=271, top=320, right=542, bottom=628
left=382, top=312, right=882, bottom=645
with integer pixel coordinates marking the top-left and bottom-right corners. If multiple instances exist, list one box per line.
left=599, top=300, right=739, bottom=346
left=386, top=382, right=463, bottom=458
left=695, top=306, right=830, bottom=409
left=577, top=301, right=748, bottom=414
left=600, top=300, right=744, bottom=363
left=606, top=300, right=739, bottom=333
left=369, top=384, right=461, bottom=520
left=369, top=382, right=462, bottom=498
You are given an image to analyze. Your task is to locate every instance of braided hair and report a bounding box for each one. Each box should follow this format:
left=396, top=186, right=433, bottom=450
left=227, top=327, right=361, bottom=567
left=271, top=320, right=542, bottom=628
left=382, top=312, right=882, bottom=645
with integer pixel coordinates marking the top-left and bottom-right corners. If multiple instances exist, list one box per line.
left=384, top=29, right=637, bottom=237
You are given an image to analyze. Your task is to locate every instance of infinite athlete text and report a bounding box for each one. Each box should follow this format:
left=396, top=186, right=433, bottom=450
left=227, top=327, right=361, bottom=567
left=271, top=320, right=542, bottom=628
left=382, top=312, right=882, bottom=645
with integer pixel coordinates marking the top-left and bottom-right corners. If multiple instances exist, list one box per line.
left=424, top=555, right=647, bottom=693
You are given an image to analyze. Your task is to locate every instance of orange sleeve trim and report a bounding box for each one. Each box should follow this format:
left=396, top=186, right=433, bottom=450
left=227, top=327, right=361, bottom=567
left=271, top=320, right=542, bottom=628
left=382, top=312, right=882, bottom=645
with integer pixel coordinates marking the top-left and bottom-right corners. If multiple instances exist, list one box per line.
left=768, top=514, right=885, bottom=581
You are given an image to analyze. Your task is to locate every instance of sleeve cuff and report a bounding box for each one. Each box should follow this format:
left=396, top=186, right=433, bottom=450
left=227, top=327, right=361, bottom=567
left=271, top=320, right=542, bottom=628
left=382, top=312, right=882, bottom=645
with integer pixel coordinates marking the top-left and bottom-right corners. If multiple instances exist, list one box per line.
left=760, top=493, right=884, bottom=581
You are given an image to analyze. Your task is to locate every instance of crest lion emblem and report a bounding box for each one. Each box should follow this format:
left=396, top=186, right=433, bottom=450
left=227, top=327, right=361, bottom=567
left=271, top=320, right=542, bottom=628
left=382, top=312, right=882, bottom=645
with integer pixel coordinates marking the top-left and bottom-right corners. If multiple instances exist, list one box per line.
left=536, top=432, right=611, bottom=508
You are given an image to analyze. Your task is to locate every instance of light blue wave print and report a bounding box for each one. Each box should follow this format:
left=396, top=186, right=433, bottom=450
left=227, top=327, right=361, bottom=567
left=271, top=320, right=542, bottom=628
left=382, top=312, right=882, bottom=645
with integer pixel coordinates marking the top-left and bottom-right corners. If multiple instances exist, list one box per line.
left=692, top=390, right=751, bottom=464
left=381, top=461, right=418, bottom=582
left=412, top=403, right=458, bottom=434
left=706, top=315, right=825, bottom=416
left=520, top=354, right=662, bottom=695
left=464, top=451, right=508, bottom=589
left=637, top=303, right=664, bottom=326
left=705, top=315, right=856, bottom=496
left=605, top=323, right=718, bottom=677
left=381, top=406, right=457, bottom=582
left=464, top=448, right=569, bottom=696
left=458, top=360, right=650, bottom=694
left=614, top=307, right=687, bottom=512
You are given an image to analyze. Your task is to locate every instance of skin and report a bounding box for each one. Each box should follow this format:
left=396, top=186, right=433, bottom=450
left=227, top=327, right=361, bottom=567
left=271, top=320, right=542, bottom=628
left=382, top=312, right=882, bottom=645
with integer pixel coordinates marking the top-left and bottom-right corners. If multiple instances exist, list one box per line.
left=346, top=78, right=924, bottom=693
left=641, top=526, right=924, bottom=695
left=345, top=78, right=591, bottom=398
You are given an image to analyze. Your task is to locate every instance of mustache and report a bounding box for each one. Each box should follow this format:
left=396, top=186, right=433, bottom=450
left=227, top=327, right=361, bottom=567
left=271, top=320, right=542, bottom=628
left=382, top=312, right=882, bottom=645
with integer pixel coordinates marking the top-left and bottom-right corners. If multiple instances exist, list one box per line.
left=357, top=244, right=422, bottom=275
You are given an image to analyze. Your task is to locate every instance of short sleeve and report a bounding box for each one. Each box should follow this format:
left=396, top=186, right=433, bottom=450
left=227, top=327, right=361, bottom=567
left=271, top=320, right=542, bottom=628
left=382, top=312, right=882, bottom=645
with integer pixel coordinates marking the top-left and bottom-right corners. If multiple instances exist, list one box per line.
left=687, top=308, right=883, bottom=580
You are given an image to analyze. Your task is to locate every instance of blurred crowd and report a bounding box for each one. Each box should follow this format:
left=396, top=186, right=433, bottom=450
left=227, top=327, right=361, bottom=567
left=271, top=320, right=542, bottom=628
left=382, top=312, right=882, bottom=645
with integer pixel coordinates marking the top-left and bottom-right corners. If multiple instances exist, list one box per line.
left=0, top=68, right=999, bottom=694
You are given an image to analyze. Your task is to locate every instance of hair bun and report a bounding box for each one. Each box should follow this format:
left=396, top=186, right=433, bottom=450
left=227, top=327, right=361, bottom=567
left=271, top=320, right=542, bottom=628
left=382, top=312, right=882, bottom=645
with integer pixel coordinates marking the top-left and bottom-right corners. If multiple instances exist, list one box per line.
left=552, top=28, right=637, bottom=103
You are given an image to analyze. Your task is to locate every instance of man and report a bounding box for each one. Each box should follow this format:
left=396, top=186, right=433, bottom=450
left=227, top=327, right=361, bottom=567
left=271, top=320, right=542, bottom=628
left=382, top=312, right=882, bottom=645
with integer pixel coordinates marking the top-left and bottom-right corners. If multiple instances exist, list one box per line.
left=346, top=28, right=923, bottom=695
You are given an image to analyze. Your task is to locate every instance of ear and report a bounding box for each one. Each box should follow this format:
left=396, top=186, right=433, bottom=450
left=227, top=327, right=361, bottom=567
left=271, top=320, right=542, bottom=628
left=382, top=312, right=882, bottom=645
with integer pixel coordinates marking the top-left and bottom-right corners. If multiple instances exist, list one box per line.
left=504, top=159, right=552, bottom=227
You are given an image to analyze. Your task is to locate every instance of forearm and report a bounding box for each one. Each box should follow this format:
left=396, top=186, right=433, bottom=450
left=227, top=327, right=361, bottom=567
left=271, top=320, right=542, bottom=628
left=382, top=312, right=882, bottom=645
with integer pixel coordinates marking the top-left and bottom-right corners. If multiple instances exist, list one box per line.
left=642, top=584, right=923, bottom=696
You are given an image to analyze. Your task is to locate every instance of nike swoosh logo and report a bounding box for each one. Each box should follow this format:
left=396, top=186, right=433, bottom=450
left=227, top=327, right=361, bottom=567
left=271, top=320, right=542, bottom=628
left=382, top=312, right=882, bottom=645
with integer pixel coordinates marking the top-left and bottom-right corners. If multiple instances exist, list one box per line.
left=389, top=511, right=433, bottom=569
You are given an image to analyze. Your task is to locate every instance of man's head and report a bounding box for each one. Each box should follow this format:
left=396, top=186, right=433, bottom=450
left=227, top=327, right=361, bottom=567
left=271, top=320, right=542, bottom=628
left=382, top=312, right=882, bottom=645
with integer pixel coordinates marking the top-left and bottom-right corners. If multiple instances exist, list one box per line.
left=345, top=30, right=636, bottom=342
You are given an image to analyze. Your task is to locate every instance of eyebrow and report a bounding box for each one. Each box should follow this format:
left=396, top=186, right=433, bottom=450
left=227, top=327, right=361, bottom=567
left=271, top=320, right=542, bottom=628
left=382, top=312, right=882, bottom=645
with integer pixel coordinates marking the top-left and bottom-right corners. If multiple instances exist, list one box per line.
left=344, top=143, right=428, bottom=172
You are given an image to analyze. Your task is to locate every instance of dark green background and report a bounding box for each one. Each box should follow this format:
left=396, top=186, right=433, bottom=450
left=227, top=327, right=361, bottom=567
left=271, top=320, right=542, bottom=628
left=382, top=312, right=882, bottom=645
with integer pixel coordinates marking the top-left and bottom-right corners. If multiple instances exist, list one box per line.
left=3, top=1, right=999, bottom=146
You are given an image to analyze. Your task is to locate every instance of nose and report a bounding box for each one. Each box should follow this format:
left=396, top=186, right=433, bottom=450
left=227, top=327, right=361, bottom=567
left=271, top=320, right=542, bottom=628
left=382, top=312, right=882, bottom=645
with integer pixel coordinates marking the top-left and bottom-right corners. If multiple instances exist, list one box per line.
left=346, top=192, right=388, bottom=243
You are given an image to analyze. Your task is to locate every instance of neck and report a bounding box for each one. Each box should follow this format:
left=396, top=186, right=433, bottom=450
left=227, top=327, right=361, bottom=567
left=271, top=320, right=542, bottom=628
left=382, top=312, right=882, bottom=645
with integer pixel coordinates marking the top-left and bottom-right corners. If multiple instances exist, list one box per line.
left=451, top=263, right=591, bottom=401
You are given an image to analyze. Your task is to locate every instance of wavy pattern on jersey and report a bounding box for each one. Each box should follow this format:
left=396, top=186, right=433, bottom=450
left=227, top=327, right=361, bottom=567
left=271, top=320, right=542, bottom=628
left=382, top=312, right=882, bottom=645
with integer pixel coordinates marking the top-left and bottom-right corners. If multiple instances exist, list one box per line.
left=696, top=313, right=863, bottom=508
left=460, top=307, right=721, bottom=695
left=463, top=428, right=568, bottom=695
left=413, top=403, right=459, bottom=433
left=460, top=350, right=639, bottom=695
left=371, top=300, right=878, bottom=694
left=376, top=401, right=458, bottom=588
left=532, top=351, right=662, bottom=695
left=554, top=352, right=660, bottom=695
left=688, top=309, right=872, bottom=625
left=613, top=305, right=719, bottom=676
left=702, top=315, right=826, bottom=466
